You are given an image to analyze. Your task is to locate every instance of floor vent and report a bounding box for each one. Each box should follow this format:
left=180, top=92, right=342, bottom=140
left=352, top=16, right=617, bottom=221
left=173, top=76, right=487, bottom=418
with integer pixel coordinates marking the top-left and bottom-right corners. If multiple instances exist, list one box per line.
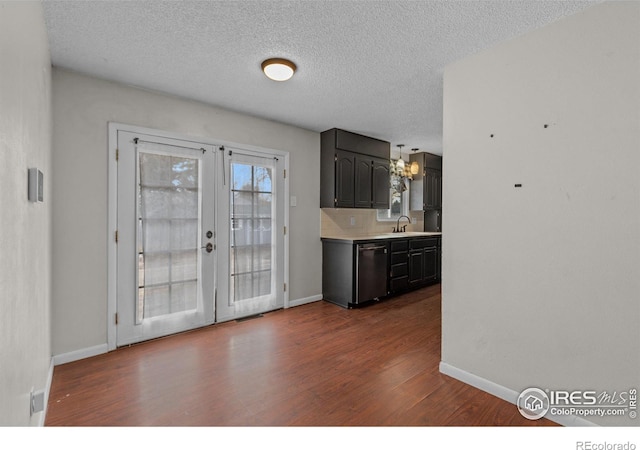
left=236, top=313, right=264, bottom=322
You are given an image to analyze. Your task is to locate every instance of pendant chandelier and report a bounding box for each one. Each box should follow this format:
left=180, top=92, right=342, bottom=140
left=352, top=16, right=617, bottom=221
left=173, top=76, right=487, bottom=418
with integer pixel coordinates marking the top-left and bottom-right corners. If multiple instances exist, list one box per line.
left=395, top=144, right=416, bottom=180
left=410, top=148, right=420, bottom=175
left=396, top=144, right=406, bottom=171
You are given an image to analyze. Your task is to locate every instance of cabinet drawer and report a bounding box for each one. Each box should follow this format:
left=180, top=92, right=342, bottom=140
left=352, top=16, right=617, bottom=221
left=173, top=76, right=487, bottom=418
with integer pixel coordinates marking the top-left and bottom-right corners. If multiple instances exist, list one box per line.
left=390, top=240, right=408, bottom=252
left=390, top=276, right=408, bottom=292
left=390, top=252, right=408, bottom=265
left=409, top=238, right=439, bottom=250
left=390, top=263, right=407, bottom=278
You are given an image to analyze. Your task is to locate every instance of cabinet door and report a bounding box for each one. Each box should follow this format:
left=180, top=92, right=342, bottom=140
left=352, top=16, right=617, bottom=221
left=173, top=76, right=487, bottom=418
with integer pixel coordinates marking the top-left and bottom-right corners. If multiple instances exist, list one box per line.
left=335, top=129, right=390, bottom=159
left=424, top=168, right=441, bottom=210
left=408, top=250, right=423, bottom=286
left=335, top=150, right=355, bottom=207
left=422, top=246, right=439, bottom=283
left=390, top=276, right=409, bottom=293
left=434, top=170, right=442, bottom=209
left=354, top=155, right=372, bottom=208
left=371, top=158, right=390, bottom=209
left=423, top=169, right=434, bottom=209
left=437, top=241, right=442, bottom=281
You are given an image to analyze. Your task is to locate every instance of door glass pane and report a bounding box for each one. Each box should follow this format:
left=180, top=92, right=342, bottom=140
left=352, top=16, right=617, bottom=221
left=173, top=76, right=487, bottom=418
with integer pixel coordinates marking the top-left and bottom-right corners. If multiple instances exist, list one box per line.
left=138, top=152, right=200, bottom=322
left=230, top=162, right=273, bottom=303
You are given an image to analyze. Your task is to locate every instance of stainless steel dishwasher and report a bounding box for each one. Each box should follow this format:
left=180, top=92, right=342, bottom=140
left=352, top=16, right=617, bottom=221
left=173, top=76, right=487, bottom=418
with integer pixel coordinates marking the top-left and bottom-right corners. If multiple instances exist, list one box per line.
left=356, top=242, right=388, bottom=304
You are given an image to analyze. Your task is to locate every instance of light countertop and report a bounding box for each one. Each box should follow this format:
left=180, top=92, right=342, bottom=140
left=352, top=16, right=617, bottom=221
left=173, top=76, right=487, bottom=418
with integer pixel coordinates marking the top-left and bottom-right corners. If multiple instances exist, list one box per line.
left=321, top=231, right=441, bottom=243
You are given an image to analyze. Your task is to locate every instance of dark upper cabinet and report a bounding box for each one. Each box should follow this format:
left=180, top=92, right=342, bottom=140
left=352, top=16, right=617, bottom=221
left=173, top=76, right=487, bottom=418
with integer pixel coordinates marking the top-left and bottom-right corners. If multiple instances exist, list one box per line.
left=335, top=150, right=356, bottom=208
left=409, top=152, right=442, bottom=211
left=335, top=128, right=389, bottom=157
left=424, top=168, right=442, bottom=210
left=354, top=155, right=373, bottom=208
left=371, top=159, right=391, bottom=209
left=434, top=170, right=442, bottom=209
left=321, top=128, right=390, bottom=209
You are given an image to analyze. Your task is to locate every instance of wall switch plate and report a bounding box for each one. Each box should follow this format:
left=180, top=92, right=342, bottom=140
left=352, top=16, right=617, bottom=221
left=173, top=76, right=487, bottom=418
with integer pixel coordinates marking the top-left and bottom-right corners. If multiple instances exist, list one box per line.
left=350, top=216, right=356, bottom=226
left=30, top=389, right=45, bottom=415
left=28, top=168, right=43, bottom=202
left=290, top=195, right=297, bottom=207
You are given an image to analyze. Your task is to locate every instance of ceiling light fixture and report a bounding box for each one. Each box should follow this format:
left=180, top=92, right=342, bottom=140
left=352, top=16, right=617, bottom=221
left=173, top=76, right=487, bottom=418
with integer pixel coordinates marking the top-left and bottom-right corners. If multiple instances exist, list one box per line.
left=396, top=144, right=405, bottom=170
left=395, top=144, right=414, bottom=180
left=410, top=148, right=420, bottom=175
left=261, top=58, right=296, bottom=81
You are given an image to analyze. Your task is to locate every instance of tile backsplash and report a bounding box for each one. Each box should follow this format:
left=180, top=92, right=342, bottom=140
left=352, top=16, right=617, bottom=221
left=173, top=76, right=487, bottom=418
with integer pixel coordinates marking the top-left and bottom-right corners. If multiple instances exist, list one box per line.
left=321, top=208, right=423, bottom=237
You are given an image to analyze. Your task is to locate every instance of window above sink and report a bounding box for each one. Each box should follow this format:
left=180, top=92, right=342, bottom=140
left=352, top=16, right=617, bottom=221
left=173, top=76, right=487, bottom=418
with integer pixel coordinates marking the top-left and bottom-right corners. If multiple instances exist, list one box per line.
left=377, top=158, right=410, bottom=222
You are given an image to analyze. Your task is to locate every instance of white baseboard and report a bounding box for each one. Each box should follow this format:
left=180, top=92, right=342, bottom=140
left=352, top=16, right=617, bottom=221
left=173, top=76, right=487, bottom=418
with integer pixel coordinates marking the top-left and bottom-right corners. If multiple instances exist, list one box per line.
left=53, top=343, right=109, bottom=366
left=439, top=361, right=598, bottom=427
left=287, top=294, right=322, bottom=308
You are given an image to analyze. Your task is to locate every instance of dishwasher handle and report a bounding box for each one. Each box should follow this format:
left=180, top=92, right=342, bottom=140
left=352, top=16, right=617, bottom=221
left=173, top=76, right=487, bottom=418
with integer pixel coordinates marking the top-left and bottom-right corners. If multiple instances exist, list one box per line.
left=358, top=245, right=387, bottom=253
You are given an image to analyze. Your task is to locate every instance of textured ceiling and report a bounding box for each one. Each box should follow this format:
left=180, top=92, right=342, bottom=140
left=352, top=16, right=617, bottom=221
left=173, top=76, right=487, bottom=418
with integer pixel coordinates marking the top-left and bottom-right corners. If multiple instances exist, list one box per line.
left=41, top=0, right=600, bottom=155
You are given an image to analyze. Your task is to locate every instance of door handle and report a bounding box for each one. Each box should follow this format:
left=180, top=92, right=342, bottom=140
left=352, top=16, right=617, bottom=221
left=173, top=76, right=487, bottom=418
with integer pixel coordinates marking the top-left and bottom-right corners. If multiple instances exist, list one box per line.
left=202, top=243, right=213, bottom=253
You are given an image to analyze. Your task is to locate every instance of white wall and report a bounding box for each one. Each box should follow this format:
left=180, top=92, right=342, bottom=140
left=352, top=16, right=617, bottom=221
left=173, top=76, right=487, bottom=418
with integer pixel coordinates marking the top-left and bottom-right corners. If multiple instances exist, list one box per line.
left=51, top=69, right=321, bottom=357
left=0, top=2, right=52, bottom=426
left=441, top=1, right=640, bottom=426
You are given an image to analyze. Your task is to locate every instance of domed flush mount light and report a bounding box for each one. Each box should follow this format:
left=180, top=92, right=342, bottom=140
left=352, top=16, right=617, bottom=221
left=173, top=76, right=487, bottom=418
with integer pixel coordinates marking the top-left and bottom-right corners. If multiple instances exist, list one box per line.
left=261, top=58, right=296, bottom=81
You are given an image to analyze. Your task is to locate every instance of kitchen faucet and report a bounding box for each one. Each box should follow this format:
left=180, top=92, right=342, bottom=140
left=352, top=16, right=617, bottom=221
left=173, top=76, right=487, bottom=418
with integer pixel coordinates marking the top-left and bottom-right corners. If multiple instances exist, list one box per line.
left=393, top=215, right=411, bottom=233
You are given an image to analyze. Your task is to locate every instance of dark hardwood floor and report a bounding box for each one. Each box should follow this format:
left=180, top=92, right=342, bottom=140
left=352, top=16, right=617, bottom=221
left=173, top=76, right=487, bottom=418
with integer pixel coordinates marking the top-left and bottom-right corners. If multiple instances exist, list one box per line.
left=45, top=284, right=557, bottom=426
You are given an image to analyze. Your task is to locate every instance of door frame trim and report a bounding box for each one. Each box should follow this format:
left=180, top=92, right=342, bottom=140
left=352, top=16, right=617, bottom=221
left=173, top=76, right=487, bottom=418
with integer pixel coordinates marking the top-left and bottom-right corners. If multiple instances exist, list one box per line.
left=107, top=122, right=290, bottom=351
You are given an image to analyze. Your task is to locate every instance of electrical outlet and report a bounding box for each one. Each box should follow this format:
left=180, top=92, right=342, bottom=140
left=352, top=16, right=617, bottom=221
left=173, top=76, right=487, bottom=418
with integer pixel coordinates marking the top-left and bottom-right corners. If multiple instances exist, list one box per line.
left=350, top=216, right=356, bottom=226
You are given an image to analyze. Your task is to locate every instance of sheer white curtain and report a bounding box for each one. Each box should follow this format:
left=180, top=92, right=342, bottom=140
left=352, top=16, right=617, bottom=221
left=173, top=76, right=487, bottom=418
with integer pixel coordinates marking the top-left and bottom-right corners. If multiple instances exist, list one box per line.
left=136, top=144, right=201, bottom=323
left=229, top=152, right=277, bottom=316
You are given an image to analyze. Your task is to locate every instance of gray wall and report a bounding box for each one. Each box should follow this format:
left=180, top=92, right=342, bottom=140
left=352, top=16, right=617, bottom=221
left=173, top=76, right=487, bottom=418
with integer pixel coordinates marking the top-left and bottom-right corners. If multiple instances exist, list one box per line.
left=441, top=1, right=639, bottom=426
left=51, top=69, right=321, bottom=357
left=0, top=2, right=53, bottom=425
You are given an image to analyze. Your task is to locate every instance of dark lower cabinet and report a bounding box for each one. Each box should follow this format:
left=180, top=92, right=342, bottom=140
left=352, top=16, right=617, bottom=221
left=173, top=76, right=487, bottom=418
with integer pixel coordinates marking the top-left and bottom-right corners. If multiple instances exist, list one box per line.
left=437, top=243, right=442, bottom=280
left=322, top=235, right=441, bottom=308
left=408, top=237, right=440, bottom=287
left=389, top=239, right=409, bottom=294
left=423, top=246, right=439, bottom=283
left=408, top=250, right=424, bottom=287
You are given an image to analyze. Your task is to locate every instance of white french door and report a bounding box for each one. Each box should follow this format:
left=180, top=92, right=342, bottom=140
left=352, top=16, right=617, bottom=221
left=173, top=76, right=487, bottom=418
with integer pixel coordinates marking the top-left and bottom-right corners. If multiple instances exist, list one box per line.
left=215, top=148, right=286, bottom=322
left=112, top=127, right=287, bottom=347
left=116, top=131, right=216, bottom=346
